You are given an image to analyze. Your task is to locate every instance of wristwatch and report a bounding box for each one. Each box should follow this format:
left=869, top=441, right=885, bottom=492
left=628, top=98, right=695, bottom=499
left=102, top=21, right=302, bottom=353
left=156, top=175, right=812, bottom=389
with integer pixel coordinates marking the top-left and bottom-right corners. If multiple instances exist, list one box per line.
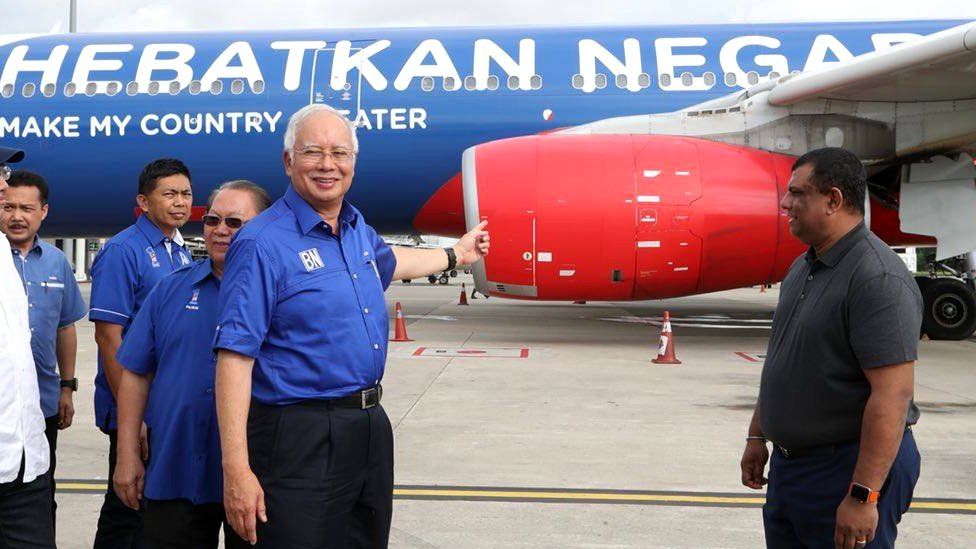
left=444, top=247, right=457, bottom=271
left=849, top=482, right=880, bottom=504
left=60, top=378, right=78, bottom=392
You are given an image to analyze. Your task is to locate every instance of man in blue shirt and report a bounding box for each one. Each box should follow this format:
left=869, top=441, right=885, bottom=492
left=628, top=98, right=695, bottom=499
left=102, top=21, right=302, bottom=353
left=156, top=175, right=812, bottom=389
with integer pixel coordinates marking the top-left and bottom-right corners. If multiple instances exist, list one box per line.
left=89, top=158, right=194, bottom=548
left=1, top=170, right=87, bottom=530
left=214, top=104, right=490, bottom=548
left=112, top=180, right=270, bottom=549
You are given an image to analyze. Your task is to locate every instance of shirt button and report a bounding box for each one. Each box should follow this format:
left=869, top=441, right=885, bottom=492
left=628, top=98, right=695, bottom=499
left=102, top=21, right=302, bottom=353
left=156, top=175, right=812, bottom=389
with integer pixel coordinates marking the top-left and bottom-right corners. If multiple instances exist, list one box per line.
left=352, top=273, right=358, bottom=279
left=205, top=388, right=213, bottom=394
left=807, top=275, right=813, bottom=281
left=373, top=344, right=379, bottom=350
left=363, top=308, right=369, bottom=314
left=800, top=293, right=806, bottom=299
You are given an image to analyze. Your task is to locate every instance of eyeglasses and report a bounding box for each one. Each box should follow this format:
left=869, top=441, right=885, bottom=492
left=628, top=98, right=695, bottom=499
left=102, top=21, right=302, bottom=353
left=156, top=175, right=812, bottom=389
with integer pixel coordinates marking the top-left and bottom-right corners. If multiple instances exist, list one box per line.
left=294, top=146, right=356, bottom=165
left=202, top=214, right=245, bottom=229
left=1, top=165, right=10, bottom=182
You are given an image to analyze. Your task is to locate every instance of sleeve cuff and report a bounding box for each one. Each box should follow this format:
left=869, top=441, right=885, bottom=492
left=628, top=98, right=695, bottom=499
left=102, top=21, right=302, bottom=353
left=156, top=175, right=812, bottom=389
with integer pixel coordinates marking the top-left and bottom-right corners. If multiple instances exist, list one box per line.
left=214, top=334, right=262, bottom=359
left=89, top=308, right=131, bottom=325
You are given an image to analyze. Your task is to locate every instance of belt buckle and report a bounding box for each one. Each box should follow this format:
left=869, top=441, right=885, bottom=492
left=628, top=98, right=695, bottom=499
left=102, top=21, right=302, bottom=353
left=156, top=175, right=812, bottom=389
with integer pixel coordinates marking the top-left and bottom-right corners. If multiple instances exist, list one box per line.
left=361, top=387, right=378, bottom=409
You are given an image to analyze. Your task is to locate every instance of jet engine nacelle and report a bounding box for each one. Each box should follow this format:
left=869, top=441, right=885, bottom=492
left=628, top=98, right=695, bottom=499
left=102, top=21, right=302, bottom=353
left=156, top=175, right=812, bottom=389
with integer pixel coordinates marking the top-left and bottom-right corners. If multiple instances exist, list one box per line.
left=460, top=134, right=807, bottom=300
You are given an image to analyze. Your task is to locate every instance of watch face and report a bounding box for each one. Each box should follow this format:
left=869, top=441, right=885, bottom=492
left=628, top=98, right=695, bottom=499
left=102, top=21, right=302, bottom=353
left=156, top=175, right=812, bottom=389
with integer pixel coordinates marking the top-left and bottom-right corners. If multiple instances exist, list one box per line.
left=850, top=483, right=870, bottom=502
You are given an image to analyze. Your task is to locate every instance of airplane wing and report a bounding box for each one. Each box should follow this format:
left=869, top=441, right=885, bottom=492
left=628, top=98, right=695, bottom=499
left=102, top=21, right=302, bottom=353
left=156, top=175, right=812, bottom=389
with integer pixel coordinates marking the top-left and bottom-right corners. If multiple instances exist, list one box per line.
left=564, top=20, right=976, bottom=260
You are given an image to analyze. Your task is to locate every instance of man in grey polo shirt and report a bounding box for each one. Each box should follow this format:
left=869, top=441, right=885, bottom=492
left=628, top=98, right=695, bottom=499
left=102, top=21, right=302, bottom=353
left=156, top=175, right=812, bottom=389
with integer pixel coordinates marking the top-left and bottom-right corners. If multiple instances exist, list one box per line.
left=740, top=147, right=922, bottom=549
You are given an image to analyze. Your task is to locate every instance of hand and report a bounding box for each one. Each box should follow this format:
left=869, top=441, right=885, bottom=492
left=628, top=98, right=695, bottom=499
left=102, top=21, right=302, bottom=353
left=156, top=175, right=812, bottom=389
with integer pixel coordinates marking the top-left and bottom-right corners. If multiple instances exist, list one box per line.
left=140, top=422, right=150, bottom=461
left=454, top=220, right=490, bottom=266
left=740, top=439, right=769, bottom=489
left=835, top=496, right=878, bottom=549
left=224, top=464, right=267, bottom=545
left=113, top=451, right=145, bottom=510
left=58, top=389, right=74, bottom=429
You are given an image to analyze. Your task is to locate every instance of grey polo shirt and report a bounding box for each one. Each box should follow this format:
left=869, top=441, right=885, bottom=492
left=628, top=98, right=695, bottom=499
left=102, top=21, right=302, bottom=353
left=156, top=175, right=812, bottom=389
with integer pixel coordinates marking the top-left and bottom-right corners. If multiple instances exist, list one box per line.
left=759, top=222, right=922, bottom=451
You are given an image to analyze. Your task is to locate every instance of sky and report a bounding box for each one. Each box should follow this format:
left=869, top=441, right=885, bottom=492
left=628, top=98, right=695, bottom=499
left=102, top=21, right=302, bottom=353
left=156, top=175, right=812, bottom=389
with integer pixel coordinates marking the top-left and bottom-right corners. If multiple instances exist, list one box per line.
left=2, top=0, right=975, bottom=34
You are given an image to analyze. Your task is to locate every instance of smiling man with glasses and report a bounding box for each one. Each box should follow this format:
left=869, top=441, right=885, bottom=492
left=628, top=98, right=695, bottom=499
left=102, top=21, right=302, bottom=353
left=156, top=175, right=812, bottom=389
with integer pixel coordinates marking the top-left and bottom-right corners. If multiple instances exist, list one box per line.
left=112, top=180, right=271, bottom=549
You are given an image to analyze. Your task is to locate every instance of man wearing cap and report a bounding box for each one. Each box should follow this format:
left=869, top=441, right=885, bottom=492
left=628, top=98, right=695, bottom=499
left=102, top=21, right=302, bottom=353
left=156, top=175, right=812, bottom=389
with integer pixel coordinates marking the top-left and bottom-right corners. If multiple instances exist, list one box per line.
left=90, top=158, right=194, bottom=548
left=112, top=180, right=271, bottom=549
left=1, top=170, right=88, bottom=531
left=0, top=146, right=55, bottom=548
left=740, top=147, right=922, bottom=549
left=214, top=104, right=490, bottom=548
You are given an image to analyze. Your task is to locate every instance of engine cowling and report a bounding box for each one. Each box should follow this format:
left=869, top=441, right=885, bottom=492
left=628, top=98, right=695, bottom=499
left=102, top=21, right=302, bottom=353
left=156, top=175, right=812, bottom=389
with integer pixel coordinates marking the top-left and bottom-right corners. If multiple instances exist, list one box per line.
left=458, top=134, right=806, bottom=300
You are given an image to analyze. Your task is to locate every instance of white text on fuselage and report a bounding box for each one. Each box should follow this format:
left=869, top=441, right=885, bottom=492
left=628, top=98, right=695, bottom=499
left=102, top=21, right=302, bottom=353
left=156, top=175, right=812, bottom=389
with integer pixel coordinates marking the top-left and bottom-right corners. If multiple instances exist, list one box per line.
left=0, top=32, right=923, bottom=99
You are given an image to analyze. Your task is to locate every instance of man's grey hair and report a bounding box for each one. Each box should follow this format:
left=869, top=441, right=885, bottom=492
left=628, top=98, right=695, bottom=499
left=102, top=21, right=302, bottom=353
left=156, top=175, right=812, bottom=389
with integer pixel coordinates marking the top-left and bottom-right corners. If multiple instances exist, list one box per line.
left=207, top=179, right=273, bottom=212
left=282, top=104, right=359, bottom=155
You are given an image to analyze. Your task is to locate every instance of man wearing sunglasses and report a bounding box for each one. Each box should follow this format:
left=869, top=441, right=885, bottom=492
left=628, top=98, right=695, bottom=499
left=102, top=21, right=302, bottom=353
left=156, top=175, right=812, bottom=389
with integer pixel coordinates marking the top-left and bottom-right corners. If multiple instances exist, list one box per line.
left=0, top=146, right=56, bottom=548
left=112, top=180, right=271, bottom=549
left=89, top=158, right=195, bottom=548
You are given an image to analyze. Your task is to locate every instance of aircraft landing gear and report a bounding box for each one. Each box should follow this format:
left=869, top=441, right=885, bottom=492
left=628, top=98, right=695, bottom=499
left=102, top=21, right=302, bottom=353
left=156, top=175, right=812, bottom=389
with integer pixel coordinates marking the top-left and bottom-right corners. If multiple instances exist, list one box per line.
left=916, top=252, right=976, bottom=340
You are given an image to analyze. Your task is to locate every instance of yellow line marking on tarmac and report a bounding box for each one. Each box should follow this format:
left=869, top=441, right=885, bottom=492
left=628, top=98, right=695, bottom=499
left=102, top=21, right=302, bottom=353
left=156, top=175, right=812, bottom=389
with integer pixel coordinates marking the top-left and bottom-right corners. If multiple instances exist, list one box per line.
left=56, top=482, right=976, bottom=513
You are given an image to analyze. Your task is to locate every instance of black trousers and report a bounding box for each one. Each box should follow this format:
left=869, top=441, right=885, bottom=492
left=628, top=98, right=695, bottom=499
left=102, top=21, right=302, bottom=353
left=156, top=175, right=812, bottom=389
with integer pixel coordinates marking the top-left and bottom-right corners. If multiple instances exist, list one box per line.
left=247, top=400, right=394, bottom=549
left=0, top=454, right=55, bottom=549
left=42, top=415, right=58, bottom=532
left=143, top=499, right=249, bottom=549
left=93, top=429, right=145, bottom=549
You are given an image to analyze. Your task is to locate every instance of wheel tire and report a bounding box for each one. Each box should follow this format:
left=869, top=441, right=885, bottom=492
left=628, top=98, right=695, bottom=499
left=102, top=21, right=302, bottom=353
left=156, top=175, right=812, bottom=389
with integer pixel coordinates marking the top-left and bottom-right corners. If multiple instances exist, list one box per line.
left=438, top=274, right=449, bottom=285
left=428, top=276, right=437, bottom=284
left=402, top=279, right=412, bottom=284
left=921, top=278, right=976, bottom=340
left=450, top=270, right=458, bottom=277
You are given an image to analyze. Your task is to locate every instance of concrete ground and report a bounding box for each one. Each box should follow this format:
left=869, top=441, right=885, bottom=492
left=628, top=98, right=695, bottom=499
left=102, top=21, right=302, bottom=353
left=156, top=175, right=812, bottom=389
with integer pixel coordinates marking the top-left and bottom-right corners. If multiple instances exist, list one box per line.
left=53, top=276, right=976, bottom=548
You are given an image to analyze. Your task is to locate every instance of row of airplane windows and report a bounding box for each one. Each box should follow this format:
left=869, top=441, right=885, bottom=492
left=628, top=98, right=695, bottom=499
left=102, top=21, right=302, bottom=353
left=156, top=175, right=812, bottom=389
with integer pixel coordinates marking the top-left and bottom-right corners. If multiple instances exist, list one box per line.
left=0, top=71, right=793, bottom=99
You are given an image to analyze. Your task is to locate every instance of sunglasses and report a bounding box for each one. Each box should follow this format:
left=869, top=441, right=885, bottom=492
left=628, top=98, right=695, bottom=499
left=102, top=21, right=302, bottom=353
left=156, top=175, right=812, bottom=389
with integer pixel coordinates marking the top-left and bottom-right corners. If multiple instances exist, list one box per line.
left=202, top=214, right=245, bottom=229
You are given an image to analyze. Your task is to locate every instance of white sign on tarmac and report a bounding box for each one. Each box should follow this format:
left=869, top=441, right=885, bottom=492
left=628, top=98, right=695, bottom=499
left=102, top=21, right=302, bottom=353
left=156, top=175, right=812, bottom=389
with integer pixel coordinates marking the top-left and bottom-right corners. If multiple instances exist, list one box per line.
left=412, top=347, right=530, bottom=358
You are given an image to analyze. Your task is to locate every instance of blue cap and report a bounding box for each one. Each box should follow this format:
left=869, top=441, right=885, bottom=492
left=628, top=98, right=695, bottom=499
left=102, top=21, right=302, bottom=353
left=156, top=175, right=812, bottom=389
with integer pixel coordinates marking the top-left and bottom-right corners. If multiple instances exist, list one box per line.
left=0, top=146, right=25, bottom=164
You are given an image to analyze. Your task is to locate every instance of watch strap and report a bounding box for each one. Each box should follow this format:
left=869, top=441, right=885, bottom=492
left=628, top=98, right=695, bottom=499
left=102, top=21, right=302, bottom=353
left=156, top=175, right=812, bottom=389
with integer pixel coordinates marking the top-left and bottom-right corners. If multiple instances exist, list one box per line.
left=444, top=247, right=457, bottom=271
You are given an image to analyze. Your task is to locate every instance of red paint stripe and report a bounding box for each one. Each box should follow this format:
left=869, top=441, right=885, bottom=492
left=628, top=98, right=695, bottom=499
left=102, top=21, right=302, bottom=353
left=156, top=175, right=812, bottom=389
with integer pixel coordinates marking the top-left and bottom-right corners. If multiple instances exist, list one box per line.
left=734, top=352, right=760, bottom=363
left=412, top=347, right=426, bottom=357
left=519, top=348, right=530, bottom=358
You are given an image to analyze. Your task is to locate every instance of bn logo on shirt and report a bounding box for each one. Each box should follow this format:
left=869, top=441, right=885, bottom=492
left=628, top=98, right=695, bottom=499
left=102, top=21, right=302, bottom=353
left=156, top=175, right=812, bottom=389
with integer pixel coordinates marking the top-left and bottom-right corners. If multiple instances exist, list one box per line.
left=299, top=248, right=325, bottom=272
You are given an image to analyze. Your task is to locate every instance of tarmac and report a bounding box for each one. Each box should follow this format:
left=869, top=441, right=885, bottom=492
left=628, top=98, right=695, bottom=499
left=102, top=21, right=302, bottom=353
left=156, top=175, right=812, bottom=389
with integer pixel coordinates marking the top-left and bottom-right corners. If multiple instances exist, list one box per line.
left=54, top=276, right=976, bottom=548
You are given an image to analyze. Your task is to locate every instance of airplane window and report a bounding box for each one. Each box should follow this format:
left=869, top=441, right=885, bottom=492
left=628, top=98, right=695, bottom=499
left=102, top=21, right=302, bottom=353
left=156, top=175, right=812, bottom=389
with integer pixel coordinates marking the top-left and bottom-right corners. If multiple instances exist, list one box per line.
left=23, top=83, right=36, bottom=98
left=680, top=72, right=693, bottom=87
left=659, top=73, right=672, bottom=87
left=595, top=73, right=607, bottom=89
left=169, top=81, right=181, bottom=95
left=443, top=76, right=458, bottom=91
left=147, top=81, right=160, bottom=95
left=210, top=81, right=223, bottom=95
left=1, top=84, right=13, bottom=98
left=126, top=82, right=138, bottom=96
left=571, top=74, right=583, bottom=89
left=769, top=71, right=781, bottom=80
left=85, top=82, right=98, bottom=96
left=508, top=75, right=519, bottom=90
left=724, top=72, right=737, bottom=87
left=42, top=83, right=55, bottom=97
left=747, top=71, right=759, bottom=85
left=421, top=76, right=434, bottom=92
left=464, top=76, right=476, bottom=91
left=64, top=82, right=77, bottom=97
left=106, top=82, right=120, bottom=96
left=251, top=80, right=265, bottom=94
left=638, top=73, right=651, bottom=88
left=530, top=74, right=542, bottom=90
left=487, top=75, right=499, bottom=90
left=189, top=80, right=202, bottom=95
left=703, top=72, right=716, bottom=87
left=231, top=79, right=245, bottom=94
left=615, top=74, right=627, bottom=88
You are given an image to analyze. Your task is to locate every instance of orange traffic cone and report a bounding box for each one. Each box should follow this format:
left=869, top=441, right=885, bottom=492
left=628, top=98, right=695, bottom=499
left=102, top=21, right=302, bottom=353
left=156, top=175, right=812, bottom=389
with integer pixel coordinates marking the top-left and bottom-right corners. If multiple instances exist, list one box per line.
left=652, top=311, right=681, bottom=364
left=391, top=302, right=413, bottom=342
left=459, top=283, right=469, bottom=305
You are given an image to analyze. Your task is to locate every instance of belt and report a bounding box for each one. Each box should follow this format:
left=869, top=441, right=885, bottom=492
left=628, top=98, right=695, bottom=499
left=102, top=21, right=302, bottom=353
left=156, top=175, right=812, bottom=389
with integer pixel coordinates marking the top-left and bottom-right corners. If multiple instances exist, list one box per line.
left=772, top=440, right=854, bottom=460
left=329, top=385, right=383, bottom=409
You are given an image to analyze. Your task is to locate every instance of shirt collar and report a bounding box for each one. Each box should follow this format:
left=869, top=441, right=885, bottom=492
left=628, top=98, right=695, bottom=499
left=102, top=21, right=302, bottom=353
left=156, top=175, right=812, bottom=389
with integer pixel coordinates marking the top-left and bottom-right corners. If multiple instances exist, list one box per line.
left=283, top=185, right=360, bottom=235
left=8, top=236, right=42, bottom=257
left=804, top=221, right=868, bottom=268
left=135, top=214, right=169, bottom=245
left=187, top=258, right=216, bottom=286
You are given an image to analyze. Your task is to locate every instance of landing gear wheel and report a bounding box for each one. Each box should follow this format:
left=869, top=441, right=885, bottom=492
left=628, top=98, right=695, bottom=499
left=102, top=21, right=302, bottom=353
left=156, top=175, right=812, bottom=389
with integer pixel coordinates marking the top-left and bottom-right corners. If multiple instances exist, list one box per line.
left=450, top=270, right=458, bottom=277
left=438, top=274, right=449, bottom=285
left=921, top=278, right=976, bottom=340
left=428, top=275, right=437, bottom=284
